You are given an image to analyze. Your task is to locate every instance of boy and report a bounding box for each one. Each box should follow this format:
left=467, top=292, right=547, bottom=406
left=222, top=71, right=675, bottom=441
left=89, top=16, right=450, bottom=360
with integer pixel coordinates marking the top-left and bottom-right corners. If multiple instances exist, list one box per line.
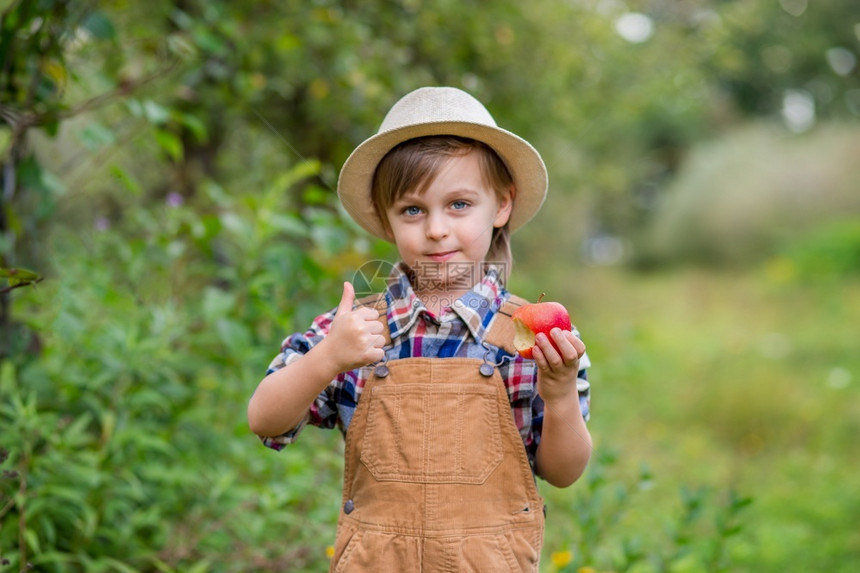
left=249, top=87, right=591, bottom=571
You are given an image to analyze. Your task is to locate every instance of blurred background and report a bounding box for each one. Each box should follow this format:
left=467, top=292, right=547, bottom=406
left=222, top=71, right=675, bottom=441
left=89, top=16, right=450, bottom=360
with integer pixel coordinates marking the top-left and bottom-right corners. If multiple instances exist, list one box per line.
left=1, top=0, right=858, bottom=571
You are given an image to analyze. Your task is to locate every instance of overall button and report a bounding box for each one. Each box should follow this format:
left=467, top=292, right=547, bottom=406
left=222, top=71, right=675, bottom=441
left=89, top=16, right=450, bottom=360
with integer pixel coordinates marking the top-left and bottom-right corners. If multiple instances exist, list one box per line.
left=344, top=499, right=355, bottom=514
left=374, top=364, right=389, bottom=378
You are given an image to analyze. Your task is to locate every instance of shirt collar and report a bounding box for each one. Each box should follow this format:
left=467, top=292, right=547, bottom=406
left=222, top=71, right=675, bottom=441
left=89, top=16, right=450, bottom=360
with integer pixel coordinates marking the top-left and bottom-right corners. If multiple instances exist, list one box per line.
left=384, top=262, right=505, bottom=341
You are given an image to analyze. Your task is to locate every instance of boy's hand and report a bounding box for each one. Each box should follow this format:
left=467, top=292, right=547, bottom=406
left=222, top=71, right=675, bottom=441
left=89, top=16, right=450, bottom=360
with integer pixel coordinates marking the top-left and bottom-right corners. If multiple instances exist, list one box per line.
left=532, top=328, right=585, bottom=405
left=324, top=282, right=387, bottom=373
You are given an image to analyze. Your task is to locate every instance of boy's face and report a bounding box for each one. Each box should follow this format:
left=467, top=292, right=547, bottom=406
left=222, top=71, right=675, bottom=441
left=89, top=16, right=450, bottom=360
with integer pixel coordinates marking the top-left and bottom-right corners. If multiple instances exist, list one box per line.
left=384, top=150, right=513, bottom=300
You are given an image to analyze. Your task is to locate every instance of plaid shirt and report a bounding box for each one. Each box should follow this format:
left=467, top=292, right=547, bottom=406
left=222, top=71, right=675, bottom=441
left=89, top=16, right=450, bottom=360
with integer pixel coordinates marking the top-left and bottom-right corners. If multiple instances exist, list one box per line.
left=260, top=263, right=591, bottom=468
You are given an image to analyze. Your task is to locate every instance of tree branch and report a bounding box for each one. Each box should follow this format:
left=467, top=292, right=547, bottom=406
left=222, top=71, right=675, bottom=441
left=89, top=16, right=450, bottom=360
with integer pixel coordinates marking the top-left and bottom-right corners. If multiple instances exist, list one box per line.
left=0, top=56, right=181, bottom=133
left=0, top=277, right=43, bottom=294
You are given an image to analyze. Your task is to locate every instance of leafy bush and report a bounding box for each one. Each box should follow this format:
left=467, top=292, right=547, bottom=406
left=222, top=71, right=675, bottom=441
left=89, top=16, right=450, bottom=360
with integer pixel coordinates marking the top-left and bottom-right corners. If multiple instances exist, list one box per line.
left=0, top=159, right=373, bottom=571
left=544, top=450, right=752, bottom=573
left=639, top=123, right=860, bottom=267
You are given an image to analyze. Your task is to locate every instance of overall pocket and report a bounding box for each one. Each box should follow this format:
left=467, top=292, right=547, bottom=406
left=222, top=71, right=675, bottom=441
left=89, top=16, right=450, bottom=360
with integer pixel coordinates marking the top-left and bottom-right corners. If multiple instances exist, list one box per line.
left=332, top=529, right=420, bottom=573
left=452, top=529, right=542, bottom=572
left=360, top=382, right=503, bottom=484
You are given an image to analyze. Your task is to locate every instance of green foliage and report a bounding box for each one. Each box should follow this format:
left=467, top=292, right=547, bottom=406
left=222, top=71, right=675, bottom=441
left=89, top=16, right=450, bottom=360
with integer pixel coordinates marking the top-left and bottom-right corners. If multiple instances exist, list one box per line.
left=707, top=0, right=860, bottom=120
left=548, top=450, right=752, bottom=572
left=778, top=218, right=860, bottom=281
left=0, top=267, right=41, bottom=293
left=0, top=0, right=146, bottom=262
left=0, top=154, right=369, bottom=569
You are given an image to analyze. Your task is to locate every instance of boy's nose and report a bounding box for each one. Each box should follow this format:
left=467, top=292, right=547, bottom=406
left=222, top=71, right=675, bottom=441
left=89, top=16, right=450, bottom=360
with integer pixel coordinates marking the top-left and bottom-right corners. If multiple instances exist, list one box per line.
left=425, top=213, right=449, bottom=239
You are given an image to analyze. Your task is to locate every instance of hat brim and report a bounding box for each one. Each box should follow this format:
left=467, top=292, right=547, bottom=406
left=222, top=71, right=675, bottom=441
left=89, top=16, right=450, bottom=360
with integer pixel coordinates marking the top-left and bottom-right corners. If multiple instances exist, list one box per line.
left=338, top=121, right=547, bottom=241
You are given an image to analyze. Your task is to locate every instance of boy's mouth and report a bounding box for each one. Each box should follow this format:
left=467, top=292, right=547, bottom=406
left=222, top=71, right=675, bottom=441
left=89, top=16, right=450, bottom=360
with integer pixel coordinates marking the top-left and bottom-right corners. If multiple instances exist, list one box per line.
left=426, top=250, right=457, bottom=262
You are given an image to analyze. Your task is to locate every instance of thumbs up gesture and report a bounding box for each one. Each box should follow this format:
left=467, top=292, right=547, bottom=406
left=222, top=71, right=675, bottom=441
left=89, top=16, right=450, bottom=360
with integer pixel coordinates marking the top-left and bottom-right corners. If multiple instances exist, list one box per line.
left=325, top=282, right=387, bottom=373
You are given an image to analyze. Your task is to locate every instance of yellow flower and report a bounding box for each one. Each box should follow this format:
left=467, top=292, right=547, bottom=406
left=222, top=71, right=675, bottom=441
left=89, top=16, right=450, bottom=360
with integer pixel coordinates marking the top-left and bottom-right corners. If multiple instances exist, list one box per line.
left=325, top=545, right=335, bottom=559
left=551, top=550, right=573, bottom=567
left=577, top=567, right=597, bottom=573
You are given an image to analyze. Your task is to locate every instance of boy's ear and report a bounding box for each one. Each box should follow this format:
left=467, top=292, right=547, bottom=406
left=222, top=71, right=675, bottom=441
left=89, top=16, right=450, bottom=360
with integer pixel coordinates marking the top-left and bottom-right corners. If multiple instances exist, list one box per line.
left=493, top=186, right=515, bottom=228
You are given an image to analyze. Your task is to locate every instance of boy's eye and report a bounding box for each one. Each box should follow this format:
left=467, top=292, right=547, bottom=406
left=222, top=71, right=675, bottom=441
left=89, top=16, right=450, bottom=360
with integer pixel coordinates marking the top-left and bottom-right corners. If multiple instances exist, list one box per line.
left=451, top=200, right=469, bottom=210
left=403, top=206, right=422, bottom=216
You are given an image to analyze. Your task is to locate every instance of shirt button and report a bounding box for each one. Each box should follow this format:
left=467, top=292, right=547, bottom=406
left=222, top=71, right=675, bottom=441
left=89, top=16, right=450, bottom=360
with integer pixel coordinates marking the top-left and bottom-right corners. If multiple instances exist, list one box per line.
left=344, top=499, right=355, bottom=514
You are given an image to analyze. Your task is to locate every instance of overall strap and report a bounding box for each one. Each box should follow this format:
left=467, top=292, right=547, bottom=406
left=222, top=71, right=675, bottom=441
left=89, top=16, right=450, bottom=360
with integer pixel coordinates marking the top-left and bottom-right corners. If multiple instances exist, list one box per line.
left=481, top=294, right=529, bottom=355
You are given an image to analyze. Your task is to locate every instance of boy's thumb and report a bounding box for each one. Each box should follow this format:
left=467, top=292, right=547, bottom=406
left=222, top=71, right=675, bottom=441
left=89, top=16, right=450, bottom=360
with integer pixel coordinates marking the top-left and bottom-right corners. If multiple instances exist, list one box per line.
left=337, top=281, right=356, bottom=314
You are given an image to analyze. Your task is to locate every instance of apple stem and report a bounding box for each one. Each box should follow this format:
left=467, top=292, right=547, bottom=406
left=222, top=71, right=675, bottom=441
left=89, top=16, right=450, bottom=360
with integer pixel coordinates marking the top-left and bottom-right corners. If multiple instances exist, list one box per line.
left=537, top=292, right=546, bottom=303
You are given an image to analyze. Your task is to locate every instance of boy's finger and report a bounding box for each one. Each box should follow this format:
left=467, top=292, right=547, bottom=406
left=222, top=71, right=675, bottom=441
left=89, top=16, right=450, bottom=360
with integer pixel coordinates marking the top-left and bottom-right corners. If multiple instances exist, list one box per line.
left=556, top=330, right=585, bottom=359
left=531, top=343, right=547, bottom=370
left=569, top=332, right=586, bottom=359
left=535, top=332, right=561, bottom=366
left=336, top=281, right=356, bottom=314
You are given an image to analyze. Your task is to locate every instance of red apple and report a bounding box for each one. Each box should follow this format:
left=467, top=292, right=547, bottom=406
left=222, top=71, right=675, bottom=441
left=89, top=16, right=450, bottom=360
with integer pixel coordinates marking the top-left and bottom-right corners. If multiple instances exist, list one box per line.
left=512, top=293, right=572, bottom=359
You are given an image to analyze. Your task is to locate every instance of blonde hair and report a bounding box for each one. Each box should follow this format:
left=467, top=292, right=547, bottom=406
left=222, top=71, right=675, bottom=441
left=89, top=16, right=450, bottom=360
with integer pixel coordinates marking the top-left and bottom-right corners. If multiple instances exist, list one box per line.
left=371, top=136, right=514, bottom=281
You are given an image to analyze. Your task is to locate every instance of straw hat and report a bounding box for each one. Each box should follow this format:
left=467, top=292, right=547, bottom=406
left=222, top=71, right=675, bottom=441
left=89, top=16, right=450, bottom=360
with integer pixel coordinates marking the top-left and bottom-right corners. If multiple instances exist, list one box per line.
left=337, top=86, right=548, bottom=240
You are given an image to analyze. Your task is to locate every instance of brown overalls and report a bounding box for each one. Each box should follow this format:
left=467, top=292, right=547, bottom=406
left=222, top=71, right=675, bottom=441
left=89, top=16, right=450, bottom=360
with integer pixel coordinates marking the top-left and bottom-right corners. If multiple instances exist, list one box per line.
left=329, top=297, right=544, bottom=572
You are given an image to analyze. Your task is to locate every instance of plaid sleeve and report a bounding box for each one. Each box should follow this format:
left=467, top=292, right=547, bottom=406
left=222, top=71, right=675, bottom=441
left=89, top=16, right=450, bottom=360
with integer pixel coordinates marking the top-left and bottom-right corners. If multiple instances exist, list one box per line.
left=258, top=308, right=342, bottom=451
left=500, top=354, right=539, bottom=469
left=572, top=326, right=591, bottom=422
left=576, top=351, right=591, bottom=422
left=520, top=332, right=592, bottom=469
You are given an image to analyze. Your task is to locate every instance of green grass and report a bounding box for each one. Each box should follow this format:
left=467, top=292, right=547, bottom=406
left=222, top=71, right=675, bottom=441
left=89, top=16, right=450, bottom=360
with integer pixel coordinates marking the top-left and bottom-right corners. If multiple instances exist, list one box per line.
left=508, top=264, right=860, bottom=571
